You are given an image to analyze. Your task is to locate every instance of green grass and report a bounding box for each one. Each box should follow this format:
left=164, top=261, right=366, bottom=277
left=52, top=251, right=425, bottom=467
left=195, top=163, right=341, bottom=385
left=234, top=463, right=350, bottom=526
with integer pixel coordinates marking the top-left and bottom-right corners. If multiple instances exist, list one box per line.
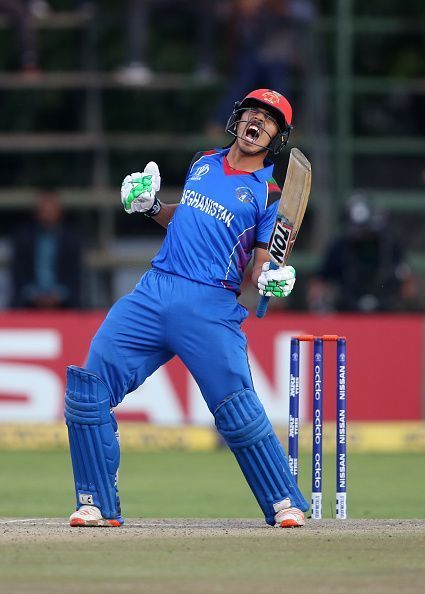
left=0, top=449, right=424, bottom=518
left=1, top=449, right=424, bottom=594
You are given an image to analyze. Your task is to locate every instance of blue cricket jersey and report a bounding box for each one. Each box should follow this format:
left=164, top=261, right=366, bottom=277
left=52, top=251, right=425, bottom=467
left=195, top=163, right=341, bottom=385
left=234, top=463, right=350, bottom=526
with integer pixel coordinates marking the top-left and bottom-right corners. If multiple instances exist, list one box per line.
left=152, top=147, right=281, bottom=294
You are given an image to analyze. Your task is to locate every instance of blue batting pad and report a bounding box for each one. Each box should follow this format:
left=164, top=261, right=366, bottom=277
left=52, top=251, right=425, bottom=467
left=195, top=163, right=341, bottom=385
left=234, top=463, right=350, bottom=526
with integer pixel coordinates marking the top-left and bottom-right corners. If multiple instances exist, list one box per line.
left=214, top=389, right=309, bottom=525
left=64, top=365, right=122, bottom=522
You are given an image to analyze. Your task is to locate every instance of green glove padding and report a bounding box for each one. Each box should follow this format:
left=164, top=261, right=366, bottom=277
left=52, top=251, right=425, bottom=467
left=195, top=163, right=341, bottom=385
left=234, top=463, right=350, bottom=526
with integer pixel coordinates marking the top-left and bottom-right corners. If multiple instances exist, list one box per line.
left=262, top=280, right=289, bottom=298
left=123, top=175, right=153, bottom=211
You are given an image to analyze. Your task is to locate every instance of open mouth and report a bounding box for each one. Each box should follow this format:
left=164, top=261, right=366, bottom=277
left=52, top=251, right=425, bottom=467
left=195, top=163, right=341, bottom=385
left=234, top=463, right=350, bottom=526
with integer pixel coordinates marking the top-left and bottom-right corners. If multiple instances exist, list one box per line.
left=244, top=123, right=262, bottom=143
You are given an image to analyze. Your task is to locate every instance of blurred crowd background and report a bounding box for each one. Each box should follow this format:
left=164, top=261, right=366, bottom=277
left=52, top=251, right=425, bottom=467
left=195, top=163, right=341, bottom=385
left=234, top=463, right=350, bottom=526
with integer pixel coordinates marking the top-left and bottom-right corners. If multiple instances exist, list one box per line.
left=0, top=0, right=424, bottom=313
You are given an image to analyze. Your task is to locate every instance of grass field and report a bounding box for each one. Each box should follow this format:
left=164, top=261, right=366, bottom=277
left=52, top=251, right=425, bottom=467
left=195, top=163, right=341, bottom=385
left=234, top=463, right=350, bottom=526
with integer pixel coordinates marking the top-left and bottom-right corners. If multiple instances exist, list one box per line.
left=1, top=450, right=424, bottom=594
left=1, top=449, right=424, bottom=518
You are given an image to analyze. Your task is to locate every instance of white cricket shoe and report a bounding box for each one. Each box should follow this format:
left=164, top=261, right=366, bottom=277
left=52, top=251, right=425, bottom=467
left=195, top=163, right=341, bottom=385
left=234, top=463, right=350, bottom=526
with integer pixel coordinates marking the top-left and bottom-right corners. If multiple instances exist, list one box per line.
left=274, top=507, right=305, bottom=528
left=69, top=505, right=122, bottom=527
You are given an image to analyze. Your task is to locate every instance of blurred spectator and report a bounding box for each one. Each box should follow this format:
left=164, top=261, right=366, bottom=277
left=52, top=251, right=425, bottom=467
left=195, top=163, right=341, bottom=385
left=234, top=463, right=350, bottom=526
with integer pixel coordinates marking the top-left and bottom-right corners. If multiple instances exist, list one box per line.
left=0, top=1, right=94, bottom=73
left=307, top=193, right=418, bottom=313
left=115, top=0, right=217, bottom=84
left=10, top=190, right=83, bottom=309
left=192, top=1, right=216, bottom=79
left=207, top=0, right=315, bottom=132
left=0, top=0, right=39, bottom=72
left=28, top=1, right=94, bottom=15
left=28, top=1, right=49, bottom=18
left=115, top=0, right=152, bottom=84
left=73, top=0, right=95, bottom=11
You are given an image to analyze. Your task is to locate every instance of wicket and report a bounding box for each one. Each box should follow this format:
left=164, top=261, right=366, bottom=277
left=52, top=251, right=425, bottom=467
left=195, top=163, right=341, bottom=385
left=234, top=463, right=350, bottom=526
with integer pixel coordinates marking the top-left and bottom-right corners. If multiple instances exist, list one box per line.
left=288, top=335, right=347, bottom=519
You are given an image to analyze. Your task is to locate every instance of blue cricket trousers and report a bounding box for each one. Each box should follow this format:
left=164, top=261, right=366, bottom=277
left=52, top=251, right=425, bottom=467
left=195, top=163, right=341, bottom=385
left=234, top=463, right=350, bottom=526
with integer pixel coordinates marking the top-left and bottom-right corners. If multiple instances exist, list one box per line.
left=86, top=269, right=253, bottom=412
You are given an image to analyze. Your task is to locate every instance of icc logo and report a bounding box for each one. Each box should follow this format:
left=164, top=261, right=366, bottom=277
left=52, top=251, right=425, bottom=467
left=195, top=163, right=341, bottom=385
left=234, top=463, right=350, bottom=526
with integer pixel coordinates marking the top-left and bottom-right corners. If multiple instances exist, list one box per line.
left=235, top=186, right=254, bottom=204
left=189, top=164, right=209, bottom=181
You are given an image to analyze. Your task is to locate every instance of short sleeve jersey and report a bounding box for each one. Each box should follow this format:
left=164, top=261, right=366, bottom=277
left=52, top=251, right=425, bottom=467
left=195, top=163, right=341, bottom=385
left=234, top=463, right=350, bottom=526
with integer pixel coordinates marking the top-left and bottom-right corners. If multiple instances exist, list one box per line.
left=152, top=147, right=281, bottom=293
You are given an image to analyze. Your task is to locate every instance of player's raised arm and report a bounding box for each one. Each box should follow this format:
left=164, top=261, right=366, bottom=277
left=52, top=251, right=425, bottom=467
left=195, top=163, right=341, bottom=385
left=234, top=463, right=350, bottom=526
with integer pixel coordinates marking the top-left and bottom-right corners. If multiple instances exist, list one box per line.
left=252, top=247, right=270, bottom=286
left=120, top=161, right=179, bottom=228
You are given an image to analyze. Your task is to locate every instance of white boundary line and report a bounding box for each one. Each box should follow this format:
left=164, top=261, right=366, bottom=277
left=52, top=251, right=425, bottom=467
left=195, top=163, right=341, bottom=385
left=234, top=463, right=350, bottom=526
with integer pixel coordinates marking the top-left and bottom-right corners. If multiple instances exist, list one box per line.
left=0, top=518, right=67, bottom=525
left=0, top=519, right=264, bottom=528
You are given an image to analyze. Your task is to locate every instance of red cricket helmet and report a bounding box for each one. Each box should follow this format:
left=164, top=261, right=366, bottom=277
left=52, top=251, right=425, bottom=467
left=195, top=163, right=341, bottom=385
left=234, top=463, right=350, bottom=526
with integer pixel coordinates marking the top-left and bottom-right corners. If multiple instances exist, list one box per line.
left=241, top=89, right=292, bottom=129
left=225, top=89, right=293, bottom=154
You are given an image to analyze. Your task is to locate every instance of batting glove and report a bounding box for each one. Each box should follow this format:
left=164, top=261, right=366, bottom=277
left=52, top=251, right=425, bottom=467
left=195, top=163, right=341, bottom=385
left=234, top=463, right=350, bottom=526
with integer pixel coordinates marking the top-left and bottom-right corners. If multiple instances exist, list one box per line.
left=258, top=262, right=296, bottom=297
left=121, top=161, right=161, bottom=216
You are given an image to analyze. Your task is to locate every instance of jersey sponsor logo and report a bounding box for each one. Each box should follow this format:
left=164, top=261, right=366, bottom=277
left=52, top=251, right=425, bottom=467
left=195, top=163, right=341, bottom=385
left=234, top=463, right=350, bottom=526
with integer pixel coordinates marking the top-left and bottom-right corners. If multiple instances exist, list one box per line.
left=181, top=188, right=235, bottom=227
left=235, top=186, right=254, bottom=204
left=189, top=164, right=210, bottom=181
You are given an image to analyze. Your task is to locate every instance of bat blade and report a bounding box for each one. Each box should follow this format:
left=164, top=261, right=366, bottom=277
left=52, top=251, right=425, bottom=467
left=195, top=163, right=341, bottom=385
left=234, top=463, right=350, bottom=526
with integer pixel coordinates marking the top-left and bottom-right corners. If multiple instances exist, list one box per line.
left=256, top=148, right=312, bottom=318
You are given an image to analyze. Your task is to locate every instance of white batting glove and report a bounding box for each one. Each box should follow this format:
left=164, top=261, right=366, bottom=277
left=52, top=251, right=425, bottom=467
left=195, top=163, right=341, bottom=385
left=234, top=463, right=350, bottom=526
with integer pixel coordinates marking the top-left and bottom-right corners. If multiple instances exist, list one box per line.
left=258, top=263, right=296, bottom=297
left=121, top=161, right=161, bottom=216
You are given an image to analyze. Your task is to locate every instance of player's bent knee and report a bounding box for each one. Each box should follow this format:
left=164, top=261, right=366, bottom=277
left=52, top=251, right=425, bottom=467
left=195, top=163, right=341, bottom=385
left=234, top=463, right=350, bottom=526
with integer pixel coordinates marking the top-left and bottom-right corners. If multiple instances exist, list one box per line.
left=214, top=389, right=309, bottom=525
left=214, top=388, right=271, bottom=447
left=65, top=365, right=112, bottom=425
left=65, top=366, right=121, bottom=520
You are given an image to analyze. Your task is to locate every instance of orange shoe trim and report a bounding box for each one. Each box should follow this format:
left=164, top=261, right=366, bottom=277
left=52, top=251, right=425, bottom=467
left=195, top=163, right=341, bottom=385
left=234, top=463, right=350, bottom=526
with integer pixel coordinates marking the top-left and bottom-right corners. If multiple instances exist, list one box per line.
left=69, top=517, right=122, bottom=527
left=69, top=518, right=86, bottom=527
left=279, top=518, right=303, bottom=528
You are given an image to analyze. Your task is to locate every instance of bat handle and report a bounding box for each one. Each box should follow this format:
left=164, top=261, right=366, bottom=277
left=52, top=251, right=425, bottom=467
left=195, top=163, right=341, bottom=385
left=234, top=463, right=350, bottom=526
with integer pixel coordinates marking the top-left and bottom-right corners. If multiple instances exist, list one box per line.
left=256, top=261, right=278, bottom=319
left=256, top=295, right=270, bottom=318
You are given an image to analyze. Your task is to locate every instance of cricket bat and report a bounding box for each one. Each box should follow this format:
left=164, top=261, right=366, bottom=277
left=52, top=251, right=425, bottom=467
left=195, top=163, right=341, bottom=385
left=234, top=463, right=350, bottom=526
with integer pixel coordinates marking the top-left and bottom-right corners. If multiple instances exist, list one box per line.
left=256, top=147, right=312, bottom=318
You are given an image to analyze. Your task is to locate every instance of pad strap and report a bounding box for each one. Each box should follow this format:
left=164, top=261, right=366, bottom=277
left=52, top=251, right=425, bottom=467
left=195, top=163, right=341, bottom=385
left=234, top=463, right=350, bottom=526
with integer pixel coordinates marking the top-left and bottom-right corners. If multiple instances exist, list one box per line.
left=214, top=389, right=309, bottom=525
left=65, top=365, right=122, bottom=521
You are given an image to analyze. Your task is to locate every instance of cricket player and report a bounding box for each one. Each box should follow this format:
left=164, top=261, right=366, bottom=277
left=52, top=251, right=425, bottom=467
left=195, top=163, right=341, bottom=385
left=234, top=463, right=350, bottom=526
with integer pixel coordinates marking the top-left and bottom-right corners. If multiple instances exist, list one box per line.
left=65, top=88, right=309, bottom=529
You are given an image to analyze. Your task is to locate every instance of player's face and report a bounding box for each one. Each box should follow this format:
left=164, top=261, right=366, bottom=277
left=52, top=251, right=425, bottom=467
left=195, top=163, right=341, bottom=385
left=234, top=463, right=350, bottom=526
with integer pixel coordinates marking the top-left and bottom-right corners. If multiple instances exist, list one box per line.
left=236, top=107, right=279, bottom=154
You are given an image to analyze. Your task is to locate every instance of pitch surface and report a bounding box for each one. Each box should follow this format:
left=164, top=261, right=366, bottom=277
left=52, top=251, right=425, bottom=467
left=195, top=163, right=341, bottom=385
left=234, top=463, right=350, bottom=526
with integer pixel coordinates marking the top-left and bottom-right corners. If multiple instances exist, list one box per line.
left=1, top=518, right=424, bottom=594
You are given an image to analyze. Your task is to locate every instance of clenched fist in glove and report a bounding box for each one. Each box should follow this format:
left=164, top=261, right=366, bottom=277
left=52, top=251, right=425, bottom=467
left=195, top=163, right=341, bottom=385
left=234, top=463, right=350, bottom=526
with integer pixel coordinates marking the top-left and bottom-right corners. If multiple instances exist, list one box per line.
left=121, top=161, right=161, bottom=216
left=258, top=262, right=296, bottom=298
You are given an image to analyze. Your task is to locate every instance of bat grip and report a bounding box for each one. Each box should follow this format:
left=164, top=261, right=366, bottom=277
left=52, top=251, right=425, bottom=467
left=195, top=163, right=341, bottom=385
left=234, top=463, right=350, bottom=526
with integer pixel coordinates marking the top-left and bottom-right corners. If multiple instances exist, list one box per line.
left=256, top=261, right=278, bottom=319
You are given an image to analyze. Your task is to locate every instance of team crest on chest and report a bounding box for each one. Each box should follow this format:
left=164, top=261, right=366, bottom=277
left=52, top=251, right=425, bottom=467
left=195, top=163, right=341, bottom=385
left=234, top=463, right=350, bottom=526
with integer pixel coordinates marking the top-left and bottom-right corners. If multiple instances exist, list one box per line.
left=189, top=164, right=210, bottom=181
left=235, top=186, right=254, bottom=204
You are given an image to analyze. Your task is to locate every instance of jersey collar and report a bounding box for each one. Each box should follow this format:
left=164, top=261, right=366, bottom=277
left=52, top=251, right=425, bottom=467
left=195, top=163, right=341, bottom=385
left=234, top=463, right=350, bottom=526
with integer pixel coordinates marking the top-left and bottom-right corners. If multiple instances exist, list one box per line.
left=219, top=148, right=274, bottom=183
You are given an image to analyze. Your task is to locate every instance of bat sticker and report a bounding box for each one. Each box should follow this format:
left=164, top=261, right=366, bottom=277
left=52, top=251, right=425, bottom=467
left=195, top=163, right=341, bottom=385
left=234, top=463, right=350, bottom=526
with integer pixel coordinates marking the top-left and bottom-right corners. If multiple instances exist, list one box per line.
left=269, top=216, right=293, bottom=266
